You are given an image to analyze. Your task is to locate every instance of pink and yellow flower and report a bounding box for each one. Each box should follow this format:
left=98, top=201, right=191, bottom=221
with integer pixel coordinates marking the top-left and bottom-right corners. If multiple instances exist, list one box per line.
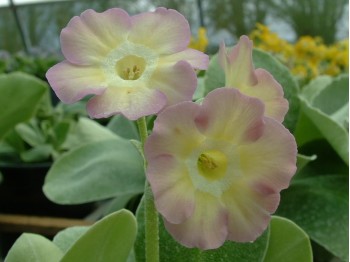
left=219, top=36, right=288, bottom=122
left=46, top=8, right=208, bottom=120
left=145, top=88, right=297, bottom=249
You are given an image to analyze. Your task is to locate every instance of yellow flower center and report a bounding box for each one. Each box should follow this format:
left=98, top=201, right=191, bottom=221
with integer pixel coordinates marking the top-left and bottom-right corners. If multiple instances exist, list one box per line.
left=197, top=150, right=227, bottom=180
left=116, top=55, right=146, bottom=80
left=103, top=41, right=158, bottom=85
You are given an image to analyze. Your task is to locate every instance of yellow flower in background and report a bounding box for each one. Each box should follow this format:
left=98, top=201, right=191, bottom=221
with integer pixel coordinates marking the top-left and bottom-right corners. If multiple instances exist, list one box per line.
left=249, top=23, right=293, bottom=63
left=249, top=23, right=349, bottom=81
left=330, top=39, right=349, bottom=69
left=189, top=27, right=209, bottom=53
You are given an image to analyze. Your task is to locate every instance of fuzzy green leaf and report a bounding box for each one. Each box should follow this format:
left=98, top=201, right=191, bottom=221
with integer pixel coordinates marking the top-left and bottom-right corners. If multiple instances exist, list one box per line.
left=0, top=72, right=47, bottom=139
left=60, top=210, right=137, bottom=262
left=5, top=233, right=63, bottom=262
left=44, top=138, right=144, bottom=204
left=263, top=216, right=312, bottom=262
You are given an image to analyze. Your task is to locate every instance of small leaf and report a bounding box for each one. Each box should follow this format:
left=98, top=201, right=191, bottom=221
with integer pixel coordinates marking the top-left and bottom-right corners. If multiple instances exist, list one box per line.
left=15, top=122, right=45, bottom=146
left=295, top=154, right=317, bottom=175
left=60, top=210, right=137, bottom=262
left=62, top=117, right=117, bottom=150
left=53, top=120, right=71, bottom=147
left=107, top=115, right=139, bottom=140
left=5, top=233, right=63, bottom=262
left=0, top=72, right=48, bottom=139
left=203, top=53, right=225, bottom=95
left=263, top=216, right=313, bottom=262
left=44, top=138, right=144, bottom=204
left=53, top=226, right=89, bottom=253
left=20, top=144, right=52, bottom=162
left=193, top=76, right=206, bottom=100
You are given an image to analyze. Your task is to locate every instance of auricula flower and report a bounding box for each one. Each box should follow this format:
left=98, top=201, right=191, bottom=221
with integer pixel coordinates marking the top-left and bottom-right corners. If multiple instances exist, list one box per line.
left=219, top=36, right=288, bottom=122
left=46, top=8, right=208, bottom=120
left=145, top=88, right=297, bottom=249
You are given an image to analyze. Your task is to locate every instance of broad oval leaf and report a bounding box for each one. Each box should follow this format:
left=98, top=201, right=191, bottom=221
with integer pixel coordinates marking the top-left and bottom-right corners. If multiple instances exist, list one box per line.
left=0, top=72, right=48, bottom=139
left=5, top=233, right=63, bottom=262
left=53, top=226, right=89, bottom=253
left=263, top=216, right=312, bottom=262
left=277, top=175, right=348, bottom=261
left=60, top=209, right=137, bottom=262
left=44, top=138, right=144, bottom=204
left=134, top=198, right=269, bottom=262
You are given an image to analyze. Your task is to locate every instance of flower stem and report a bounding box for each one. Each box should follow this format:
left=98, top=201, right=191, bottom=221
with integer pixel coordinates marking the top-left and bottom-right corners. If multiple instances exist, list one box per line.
left=136, top=117, right=159, bottom=262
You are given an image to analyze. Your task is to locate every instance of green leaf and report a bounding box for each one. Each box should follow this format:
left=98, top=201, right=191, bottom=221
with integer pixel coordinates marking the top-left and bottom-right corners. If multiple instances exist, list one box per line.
left=312, top=75, right=348, bottom=119
left=20, top=144, right=52, bottom=162
left=107, top=115, right=139, bottom=140
left=62, top=117, right=117, bottom=150
left=104, top=194, right=137, bottom=215
left=15, top=122, right=45, bottom=146
left=295, top=154, right=317, bottom=175
left=0, top=72, right=48, bottom=139
left=193, top=76, right=206, bottom=100
left=60, top=210, right=137, bottom=262
left=296, top=75, right=349, bottom=164
left=293, top=111, right=323, bottom=146
left=53, top=120, right=71, bottom=148
left=203, top=49, right=300, bottom=132
left=53, top=226, right=89, bottom=253
left=203, top=53, right=225, bottom=95
left=5, top=233, right=63, bottom=262
left=263, top=216, right=312, bottom=262
left=296, top=139, right=348, bottom=177
left=43, top=138, right=144, bottom=204
left=134, top=198, right=269, bottom=262
left=300, top=75, right=333, bottom=102
left=277, top=175, right=348, bottom=261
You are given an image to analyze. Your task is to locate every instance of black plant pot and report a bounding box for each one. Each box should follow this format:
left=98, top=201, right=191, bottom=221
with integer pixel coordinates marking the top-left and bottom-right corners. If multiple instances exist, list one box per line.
left=0, top=162, right=93, bottom=218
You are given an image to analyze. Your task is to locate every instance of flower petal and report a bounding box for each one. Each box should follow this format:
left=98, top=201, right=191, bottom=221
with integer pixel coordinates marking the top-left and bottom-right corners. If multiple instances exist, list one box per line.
left=239, top=117, right=297, bottom=191
left=129, top=7, right=190, bottom=55
left=163, top=192, right=228, bottom=249
left=61, top=8, right=131, bottom=65
left=195, top=88, right=265, bottom=143
left=146, top=154, right=195, bottom=224
left=219, top=36, right=288, bottom=122
left=86, top=86, right=166, bottom=120
left=46, top=61, right=106, bottom=104
left=243, top=68, right=288, bottom=122
left=159, top=48, right=209, bottom=70
left=150, top=61, right=197, bottom=107
left=222, top=181, right=274, bottom=242
left=145, top=101, right=203, bottom=159
left=219, top=36, right=257, bottom=87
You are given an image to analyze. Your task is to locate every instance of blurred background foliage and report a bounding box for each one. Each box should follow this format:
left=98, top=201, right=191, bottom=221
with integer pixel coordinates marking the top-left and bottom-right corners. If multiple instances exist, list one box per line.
left=0, top=0, right=347, bottom=84
left=0, top=0, right=348, bottom=54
